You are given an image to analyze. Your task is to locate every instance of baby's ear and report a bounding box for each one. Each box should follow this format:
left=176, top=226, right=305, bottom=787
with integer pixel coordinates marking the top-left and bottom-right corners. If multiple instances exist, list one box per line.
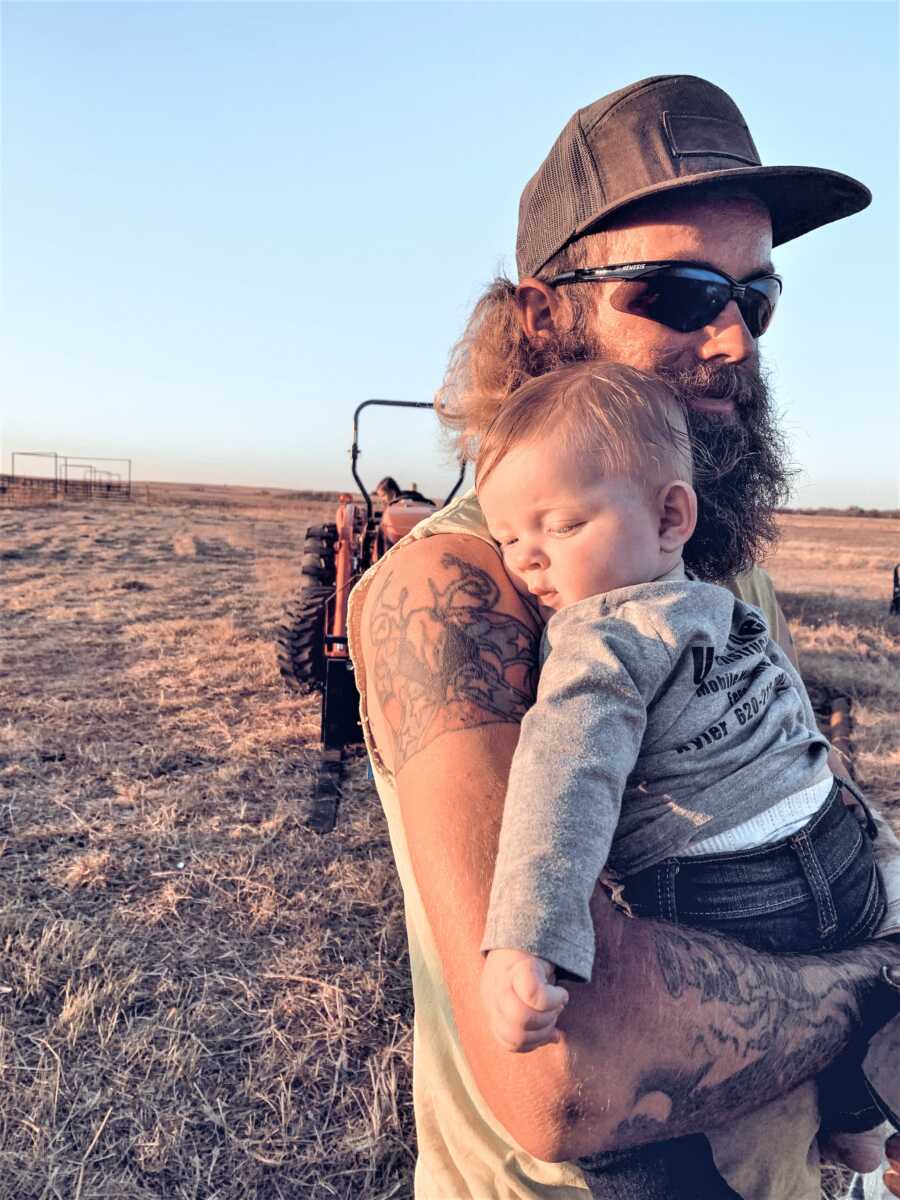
left=657, top=480, right=697, bottom=551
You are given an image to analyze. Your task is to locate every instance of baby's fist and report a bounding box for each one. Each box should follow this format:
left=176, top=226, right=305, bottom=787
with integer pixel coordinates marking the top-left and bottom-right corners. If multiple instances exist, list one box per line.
left=481, top=949, right=569, bottom=1053
left=510, top=956, right=569, bottom=1013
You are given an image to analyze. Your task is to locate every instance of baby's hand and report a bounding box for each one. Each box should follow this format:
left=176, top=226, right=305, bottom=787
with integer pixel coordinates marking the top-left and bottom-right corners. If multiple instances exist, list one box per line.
left=480, top=948, right=570, bottom=1053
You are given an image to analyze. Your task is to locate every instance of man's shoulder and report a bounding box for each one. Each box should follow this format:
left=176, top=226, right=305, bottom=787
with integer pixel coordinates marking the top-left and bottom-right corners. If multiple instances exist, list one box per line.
left=380, top=526, right=500, bottom=569
left=725, top=563, right=778, bottom=632
left=358, top=531, right=540, bottom=654
left=360, top=530, right=511, bottom=617
left=355, top=530, right=541, bottom=772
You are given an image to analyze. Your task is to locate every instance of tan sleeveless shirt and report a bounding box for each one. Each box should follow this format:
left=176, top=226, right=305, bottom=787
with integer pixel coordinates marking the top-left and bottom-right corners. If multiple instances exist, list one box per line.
left=347, top=488, right=818, bottom=1200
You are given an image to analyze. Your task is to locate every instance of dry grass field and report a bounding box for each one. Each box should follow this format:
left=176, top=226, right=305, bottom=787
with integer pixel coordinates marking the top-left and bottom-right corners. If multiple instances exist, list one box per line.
left=766, top=512, right=900, bottom=811
left=1, top=488, right=898, bottom=1200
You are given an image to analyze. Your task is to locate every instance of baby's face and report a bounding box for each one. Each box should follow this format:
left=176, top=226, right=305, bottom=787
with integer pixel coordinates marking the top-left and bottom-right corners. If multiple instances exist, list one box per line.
left=478, top=438, right=667, bottom=616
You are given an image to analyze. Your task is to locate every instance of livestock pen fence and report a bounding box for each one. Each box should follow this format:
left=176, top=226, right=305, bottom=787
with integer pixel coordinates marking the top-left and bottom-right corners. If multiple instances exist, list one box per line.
left=1, top=452, right=133, bottom=504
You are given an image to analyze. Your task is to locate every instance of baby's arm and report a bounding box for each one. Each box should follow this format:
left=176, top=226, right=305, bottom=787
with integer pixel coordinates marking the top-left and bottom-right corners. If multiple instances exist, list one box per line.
left=480, top=948, right=570, bottom=1053
left=481, top=603, right=674, bottom=983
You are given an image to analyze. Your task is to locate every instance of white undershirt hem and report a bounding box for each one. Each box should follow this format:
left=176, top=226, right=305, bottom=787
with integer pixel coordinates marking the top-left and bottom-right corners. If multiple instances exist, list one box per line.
left=683, top=774, right=835, bottom=856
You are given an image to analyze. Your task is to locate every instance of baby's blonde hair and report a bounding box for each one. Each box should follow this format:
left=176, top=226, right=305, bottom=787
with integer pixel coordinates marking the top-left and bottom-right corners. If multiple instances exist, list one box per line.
left=475, top=362, right=692, bottom=493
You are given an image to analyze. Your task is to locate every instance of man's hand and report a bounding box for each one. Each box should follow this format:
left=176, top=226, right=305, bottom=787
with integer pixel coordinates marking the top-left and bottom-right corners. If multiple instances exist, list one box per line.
left=481, top=948, right=569, bottom=1052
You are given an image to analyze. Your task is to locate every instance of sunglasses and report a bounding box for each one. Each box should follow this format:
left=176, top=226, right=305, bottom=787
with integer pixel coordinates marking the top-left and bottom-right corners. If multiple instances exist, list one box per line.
left=546, top=261, right=783, bottom=339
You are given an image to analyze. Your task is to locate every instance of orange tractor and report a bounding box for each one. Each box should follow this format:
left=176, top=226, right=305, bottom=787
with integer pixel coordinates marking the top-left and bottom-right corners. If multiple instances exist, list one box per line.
left=277, top=400, right=465, bottom=829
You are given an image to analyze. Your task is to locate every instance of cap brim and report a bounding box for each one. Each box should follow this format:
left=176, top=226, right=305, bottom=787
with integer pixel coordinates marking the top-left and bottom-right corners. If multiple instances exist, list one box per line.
left=572, top=165, right=871, bottom=249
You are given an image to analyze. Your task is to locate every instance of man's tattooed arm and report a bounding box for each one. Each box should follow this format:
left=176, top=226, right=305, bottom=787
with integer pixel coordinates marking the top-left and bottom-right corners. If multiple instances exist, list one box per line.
left=359, top=534, right=900, bottom=1161
left=569, top=918, right=900, bottom=1160
left=369, top=549, right=539, bottom=771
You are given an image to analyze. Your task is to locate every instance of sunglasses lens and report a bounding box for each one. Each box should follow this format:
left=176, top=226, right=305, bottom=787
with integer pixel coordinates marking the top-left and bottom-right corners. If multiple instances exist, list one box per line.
left=739, top=278, right=781, bottom=337
left=609, top=269, right=780, bottom=337
left=609, top=275, right=729, bottom=332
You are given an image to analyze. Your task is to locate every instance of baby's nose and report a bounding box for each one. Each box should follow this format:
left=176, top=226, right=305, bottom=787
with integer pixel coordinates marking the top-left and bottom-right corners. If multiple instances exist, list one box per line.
left=509, top=541, right=548, bottom=573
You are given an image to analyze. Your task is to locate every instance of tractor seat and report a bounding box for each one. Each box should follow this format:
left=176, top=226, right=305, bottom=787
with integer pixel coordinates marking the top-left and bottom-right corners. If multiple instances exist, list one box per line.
left=380, top=496, right=437, bottom=546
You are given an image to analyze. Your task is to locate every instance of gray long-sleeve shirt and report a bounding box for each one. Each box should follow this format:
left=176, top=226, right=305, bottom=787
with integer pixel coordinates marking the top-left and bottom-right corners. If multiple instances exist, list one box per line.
left=482, top=576, right=833, bottom=982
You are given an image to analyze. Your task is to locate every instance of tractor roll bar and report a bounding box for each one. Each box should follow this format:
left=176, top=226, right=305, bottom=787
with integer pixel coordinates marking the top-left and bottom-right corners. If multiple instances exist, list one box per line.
left=350, top=399, right=466, bottom=521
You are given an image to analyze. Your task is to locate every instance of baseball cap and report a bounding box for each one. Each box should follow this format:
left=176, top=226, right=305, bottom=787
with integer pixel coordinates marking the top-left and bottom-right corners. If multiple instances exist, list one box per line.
left=517, top=75, right=871, bottom=279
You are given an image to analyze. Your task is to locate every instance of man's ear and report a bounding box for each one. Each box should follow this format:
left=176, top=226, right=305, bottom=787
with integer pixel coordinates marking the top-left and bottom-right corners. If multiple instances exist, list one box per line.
left=515, top=277, right=566, bottom=345
left=657, top=480, right=698, bottom=551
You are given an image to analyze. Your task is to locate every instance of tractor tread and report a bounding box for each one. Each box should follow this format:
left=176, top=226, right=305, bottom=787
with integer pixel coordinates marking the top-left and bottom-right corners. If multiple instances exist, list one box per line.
left=276, top=584, right=332, bottom=694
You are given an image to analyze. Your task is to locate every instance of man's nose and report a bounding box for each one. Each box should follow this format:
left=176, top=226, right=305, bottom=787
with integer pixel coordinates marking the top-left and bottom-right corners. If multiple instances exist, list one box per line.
left=696, top=300, right=755, bottom=364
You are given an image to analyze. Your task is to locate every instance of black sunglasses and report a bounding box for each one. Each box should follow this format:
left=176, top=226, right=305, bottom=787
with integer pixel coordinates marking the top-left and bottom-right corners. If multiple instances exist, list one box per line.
left=546, top=261, right=783, bottom=339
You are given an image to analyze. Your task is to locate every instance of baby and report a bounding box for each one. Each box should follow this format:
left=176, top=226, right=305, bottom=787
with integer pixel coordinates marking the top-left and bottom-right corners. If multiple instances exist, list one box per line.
left=476, top=362, right=900, bottom=1175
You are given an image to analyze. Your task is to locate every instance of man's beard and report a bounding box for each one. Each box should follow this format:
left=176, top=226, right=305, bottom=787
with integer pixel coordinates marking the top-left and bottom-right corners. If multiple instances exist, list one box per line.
left=545, top=309, right=794, bottom=581
left=658, top=360, right=795, bottom=582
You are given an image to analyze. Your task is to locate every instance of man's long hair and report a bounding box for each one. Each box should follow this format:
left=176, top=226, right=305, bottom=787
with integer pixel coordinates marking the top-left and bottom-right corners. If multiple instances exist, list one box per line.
left=435, top=236, right=605, bottom=464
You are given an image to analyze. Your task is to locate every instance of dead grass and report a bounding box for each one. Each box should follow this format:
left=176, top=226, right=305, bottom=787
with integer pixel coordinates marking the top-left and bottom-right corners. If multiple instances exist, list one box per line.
left=1, top=492, right=896, bottom=1199
left=1, top=487, right=413, bottom=1200
left=765, top=513, right=900, bottom=805
left=766, top=515, right=900, bottom=1200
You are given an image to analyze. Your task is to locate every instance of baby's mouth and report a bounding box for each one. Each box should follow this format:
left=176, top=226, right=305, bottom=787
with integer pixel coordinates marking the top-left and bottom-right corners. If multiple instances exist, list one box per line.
left=530, top=588, right=560, bottom=613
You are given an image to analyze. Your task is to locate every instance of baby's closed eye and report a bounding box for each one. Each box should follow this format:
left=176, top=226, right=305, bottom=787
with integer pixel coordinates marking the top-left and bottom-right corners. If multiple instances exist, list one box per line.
left=548, top=522, right=584, bottom=537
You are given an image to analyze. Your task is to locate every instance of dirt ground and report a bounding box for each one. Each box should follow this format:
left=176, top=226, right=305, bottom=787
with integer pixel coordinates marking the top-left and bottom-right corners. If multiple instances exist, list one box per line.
left=1, top=488, right=898, bottom=1199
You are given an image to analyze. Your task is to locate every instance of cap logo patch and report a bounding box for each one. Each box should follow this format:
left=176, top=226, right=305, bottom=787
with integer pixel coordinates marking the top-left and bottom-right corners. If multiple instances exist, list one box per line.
left=663, top=111, right=760, bottom=165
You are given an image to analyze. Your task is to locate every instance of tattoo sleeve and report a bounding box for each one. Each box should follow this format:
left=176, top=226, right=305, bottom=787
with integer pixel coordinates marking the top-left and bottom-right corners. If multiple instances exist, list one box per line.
left=578, top=921, right=898, bottom=1156
left=369, top=551, right=539, bottom=771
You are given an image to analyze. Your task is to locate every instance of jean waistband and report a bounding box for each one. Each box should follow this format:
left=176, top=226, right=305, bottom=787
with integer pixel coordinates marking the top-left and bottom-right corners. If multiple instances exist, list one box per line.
left=624, top=777, right=862, bottom=893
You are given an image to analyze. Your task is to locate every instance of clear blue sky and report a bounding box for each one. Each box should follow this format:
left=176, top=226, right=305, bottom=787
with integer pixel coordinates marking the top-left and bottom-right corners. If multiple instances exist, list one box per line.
left=3, top=1, right=897, bottom=506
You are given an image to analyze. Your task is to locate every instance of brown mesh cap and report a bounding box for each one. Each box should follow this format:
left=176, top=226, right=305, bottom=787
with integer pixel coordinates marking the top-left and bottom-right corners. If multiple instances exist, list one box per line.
left=516, top=74, right=871, bottom=279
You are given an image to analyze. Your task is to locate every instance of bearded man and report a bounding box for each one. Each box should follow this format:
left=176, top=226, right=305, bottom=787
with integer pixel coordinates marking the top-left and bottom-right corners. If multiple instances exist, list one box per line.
left=348, top=76, right=900, bottom=1199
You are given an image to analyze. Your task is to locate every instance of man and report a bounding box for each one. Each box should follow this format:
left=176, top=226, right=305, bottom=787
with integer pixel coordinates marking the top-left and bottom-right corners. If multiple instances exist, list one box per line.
left=348, top=76, right=900, bottom=1198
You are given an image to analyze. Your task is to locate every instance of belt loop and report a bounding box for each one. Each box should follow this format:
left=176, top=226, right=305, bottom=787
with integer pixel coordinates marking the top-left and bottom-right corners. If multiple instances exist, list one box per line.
left=790, top=830, right=838, bottom=938
left=657, top=861, right=680, bottom=924
left=837, top=776, right=878, bottom=839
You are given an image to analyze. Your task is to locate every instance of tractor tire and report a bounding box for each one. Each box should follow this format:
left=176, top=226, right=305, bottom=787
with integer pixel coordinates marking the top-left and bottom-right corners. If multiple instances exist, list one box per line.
left=307, top=523, right=337, bottom=543
left=299, top=524, right=337, bottom=585
left=301, top=552, right=331, bottom=578
left=304, top=538, right=335, bottom=557
left=275, top=523, right=339, bottom=694
left=276, top=584, right=331, bottom=694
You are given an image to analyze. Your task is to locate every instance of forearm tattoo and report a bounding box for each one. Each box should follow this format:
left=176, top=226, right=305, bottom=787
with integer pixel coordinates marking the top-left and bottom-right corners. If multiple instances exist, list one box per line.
left=369, top=552, right=539, bottom=770
left=580, top=923, right=892, bottom=1155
